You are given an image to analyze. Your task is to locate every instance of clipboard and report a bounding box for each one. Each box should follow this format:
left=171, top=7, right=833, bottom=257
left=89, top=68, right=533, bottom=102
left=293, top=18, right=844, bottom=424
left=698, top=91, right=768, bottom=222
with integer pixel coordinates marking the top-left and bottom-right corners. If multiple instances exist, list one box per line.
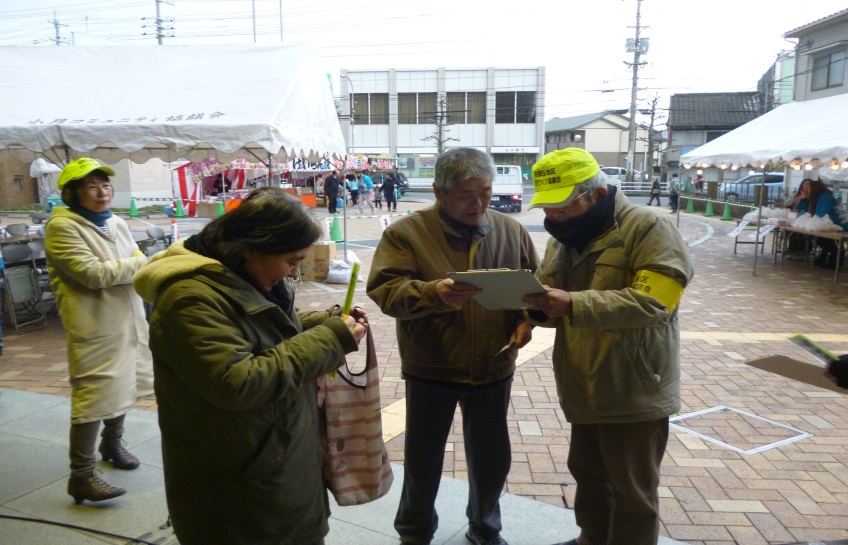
left=447, top=268, right=545, bottom=310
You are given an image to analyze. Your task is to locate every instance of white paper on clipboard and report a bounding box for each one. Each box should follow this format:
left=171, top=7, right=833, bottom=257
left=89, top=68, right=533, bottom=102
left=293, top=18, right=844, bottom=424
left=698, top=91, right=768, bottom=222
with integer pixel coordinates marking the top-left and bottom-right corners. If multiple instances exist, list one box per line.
left=447, top=269, right=545, bottom=310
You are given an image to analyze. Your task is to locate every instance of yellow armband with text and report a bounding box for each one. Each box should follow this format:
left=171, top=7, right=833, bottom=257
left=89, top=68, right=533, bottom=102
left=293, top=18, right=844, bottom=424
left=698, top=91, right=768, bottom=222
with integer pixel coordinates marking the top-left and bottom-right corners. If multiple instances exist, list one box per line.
left=631, top=269, right=684, bottom=313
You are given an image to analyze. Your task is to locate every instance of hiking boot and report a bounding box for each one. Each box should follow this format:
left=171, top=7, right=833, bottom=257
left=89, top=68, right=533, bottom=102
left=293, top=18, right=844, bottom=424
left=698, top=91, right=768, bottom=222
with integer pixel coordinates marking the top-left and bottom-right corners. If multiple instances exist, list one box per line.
left=67, top=469, right=126, bottom=504
left=98, top=439, right=140, bottom=470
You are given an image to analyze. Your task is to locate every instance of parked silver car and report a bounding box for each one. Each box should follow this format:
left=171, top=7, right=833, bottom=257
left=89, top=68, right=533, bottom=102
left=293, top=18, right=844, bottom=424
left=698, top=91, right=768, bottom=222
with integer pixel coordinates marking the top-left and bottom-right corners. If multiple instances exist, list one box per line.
left=719, top=173, right=785, bottom=201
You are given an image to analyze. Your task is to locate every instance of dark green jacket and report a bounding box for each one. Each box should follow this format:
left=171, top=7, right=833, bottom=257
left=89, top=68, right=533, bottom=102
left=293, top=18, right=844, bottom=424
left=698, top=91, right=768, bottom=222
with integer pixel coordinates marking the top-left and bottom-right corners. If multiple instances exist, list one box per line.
left=366, top=203, right=539, bottom=384
left=133, top=242, right=358, bottom=545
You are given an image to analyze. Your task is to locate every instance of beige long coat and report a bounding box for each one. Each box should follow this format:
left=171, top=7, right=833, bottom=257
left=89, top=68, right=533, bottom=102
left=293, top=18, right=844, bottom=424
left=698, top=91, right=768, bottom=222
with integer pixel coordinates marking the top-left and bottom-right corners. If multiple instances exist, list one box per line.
left=45, top=207, right=153, bottom=424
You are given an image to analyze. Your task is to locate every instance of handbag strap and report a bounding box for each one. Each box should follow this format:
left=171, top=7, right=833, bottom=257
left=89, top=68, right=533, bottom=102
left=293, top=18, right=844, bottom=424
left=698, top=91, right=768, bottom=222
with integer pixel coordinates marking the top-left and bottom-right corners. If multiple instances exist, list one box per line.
left=335, top=316, right=377, bottom=388
left=363, top=317, right=376, bottom=371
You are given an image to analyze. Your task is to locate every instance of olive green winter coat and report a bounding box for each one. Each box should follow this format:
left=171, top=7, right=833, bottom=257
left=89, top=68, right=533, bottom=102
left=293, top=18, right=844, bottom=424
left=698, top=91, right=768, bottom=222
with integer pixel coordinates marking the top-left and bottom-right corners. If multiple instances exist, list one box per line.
left=133, top=241, right=359, bottom=545
left=534, top=190, right=695, bottom=424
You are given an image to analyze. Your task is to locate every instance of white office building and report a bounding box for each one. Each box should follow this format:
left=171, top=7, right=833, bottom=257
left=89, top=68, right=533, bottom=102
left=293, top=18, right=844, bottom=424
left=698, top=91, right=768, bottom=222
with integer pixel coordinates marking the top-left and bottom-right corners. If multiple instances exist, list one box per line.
left=339, top=67, right=545, bottom=186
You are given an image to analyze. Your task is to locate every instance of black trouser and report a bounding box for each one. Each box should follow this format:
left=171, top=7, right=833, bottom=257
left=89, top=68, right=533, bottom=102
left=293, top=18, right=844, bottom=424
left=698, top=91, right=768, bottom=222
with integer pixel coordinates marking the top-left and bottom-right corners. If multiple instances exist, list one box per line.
left=384, top=191, right=397, bottom=211
left=349, top=190, right=359, bottom=205
left=395, top=375, right=512, bottom=543
left=668, top=193, right=678, bottom=211
left=326, top=193, right=338, bottom=213
left=647, top=193, right=661, bottom=206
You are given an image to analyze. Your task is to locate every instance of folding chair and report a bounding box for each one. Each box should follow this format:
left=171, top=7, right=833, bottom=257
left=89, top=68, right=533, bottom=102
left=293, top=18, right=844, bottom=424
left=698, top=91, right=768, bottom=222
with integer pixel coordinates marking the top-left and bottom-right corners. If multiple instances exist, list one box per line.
left=138, top=238, right=166, bottom=257
left=4, top=223, right=29, bottom=237
left=26, top=239, right=55, bottom=314
left=147, top=226, right=172, bottom=247
left=0, top=244, right=47, bottom=333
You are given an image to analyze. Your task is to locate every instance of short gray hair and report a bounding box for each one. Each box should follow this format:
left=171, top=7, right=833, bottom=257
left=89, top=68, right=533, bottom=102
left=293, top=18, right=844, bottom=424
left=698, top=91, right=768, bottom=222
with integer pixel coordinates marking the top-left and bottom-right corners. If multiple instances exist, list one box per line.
left=434, top=148, right=496, bottom=192
left=571, top=170, right=610, bottom=200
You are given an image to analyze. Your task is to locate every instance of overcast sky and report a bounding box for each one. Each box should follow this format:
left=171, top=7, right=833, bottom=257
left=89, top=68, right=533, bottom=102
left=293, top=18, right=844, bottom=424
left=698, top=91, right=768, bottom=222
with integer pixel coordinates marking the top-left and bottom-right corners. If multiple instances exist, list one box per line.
left=2, top=0, right=847, bottom=127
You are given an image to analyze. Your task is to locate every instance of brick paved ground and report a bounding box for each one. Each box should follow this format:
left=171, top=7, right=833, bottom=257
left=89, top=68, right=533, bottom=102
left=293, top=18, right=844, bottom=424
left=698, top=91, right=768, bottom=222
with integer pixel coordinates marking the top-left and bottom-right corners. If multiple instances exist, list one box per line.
left=1, top=199, right=847, bottom=544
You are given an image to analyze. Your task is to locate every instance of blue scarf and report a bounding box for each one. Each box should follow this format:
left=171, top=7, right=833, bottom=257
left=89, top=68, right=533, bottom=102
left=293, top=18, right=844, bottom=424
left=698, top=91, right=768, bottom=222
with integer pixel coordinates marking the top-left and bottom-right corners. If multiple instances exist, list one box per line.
left=70, top=205, right=113, bottom=227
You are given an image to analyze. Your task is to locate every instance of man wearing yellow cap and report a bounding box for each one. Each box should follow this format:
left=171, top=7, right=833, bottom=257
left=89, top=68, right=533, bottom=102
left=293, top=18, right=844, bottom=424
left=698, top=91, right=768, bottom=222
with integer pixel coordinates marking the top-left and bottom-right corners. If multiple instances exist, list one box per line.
left=523, top=148, right=694, bottom=545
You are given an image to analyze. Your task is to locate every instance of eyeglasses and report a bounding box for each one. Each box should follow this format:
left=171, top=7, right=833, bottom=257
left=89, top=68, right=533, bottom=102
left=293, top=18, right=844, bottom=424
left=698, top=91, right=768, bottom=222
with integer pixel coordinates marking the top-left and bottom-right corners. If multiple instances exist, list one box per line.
left=561, top=190, right=588, bottom=209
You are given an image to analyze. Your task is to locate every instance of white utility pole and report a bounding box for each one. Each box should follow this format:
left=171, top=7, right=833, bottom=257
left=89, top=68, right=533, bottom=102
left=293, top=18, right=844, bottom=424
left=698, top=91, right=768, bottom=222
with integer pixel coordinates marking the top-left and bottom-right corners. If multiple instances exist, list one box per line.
left=625, top=0, right=647, bottom=185
left=252, top=0, right=257, bottom=43
left=153, top=0, right=174, bottom=44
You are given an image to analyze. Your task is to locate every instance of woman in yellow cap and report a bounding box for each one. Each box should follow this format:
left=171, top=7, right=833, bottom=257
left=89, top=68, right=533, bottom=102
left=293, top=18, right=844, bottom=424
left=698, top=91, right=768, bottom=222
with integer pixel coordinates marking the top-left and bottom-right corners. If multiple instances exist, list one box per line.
left=45, top=158, right=153, bottom=504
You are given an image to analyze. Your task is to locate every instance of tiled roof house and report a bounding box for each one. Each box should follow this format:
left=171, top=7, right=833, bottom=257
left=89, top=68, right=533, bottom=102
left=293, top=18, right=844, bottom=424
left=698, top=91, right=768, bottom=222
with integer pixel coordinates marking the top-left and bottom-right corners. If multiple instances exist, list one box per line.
left=544, top=111, right=657, bottom=172
left=666, top=92, right=762, bottom=181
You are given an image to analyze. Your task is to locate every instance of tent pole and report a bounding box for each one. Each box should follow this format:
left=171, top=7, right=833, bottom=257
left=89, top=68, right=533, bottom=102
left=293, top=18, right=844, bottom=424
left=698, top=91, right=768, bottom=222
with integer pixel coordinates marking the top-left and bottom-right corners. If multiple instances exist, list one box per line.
left=675, top=171, right=681, bottom=228
left=751, top=165, right=768, bottom=276
left=268, top=152, right=273, bottom=187
left=244, top=149, right=272, bottom=187
left=342, top=160, right=348, bottom=260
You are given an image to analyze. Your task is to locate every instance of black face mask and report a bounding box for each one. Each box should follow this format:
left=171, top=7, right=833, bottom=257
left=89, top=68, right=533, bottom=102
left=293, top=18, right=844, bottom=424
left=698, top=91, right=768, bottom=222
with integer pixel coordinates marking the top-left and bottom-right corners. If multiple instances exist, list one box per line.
left=544, top=185, right=618, bottom=253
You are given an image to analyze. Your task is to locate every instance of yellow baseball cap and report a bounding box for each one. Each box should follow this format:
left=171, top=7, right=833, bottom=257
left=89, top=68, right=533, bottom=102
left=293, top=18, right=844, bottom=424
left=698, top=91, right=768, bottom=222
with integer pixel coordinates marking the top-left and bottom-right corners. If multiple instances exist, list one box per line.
left=58, top=158, right=116, bottom=190
left=528, top=148, right=601, bottom=209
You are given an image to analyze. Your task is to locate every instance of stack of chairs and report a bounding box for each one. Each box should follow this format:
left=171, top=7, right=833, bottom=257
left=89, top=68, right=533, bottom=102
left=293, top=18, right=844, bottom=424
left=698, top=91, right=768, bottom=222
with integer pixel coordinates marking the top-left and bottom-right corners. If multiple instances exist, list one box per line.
left=0, top=243, right=47, bottom=333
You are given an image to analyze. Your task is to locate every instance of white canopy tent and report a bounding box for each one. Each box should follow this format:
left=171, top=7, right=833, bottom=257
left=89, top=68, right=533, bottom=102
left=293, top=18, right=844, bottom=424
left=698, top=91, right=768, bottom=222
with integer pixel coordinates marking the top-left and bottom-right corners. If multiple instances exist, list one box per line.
left=680, top=93, right=848, bottom=275
left=0, top=44, right=346, bottom=165
left=681, top=93, right=848, bottom=175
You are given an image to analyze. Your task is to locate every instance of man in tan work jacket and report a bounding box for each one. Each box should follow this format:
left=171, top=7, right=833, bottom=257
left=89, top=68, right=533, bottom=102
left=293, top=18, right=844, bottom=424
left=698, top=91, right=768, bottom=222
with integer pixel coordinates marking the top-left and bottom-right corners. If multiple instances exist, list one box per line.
left=367, top=147, right=539, bottom=545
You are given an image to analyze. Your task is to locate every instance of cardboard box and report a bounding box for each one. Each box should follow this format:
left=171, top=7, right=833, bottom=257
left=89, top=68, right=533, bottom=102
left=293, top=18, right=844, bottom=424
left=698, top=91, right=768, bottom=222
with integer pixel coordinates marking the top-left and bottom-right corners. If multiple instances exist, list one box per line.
left=196, top=201, right=219, bottom=218
left=300, top=242, right=336, bottom=281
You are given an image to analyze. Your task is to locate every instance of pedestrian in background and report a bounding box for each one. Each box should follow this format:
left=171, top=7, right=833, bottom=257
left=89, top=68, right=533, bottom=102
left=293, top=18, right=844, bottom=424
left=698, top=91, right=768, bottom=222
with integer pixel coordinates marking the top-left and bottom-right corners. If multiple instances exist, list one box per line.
left=46, top=158, right=154, bottom=504
left=647, top=179, right=662, bottom=206
left=373, top=178, right=384, bottom=210
left=383, top=172, right=399, bottom=212
left=324, top=170, right=341, bottom=213
left=346, top=173, right=360, bottom=206
left=357, top=170, right=375, bottom=213
left=523, top=148, right=694, bottom=545
left=668, top=174, right=680, bottom=213
left=367, top=147, right=539, bottom=545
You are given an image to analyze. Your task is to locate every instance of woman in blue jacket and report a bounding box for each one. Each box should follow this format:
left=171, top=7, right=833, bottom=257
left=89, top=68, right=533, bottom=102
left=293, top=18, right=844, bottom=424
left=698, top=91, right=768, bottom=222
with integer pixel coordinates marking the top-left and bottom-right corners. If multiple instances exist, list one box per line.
left=794, top=180, right=848, bottom=268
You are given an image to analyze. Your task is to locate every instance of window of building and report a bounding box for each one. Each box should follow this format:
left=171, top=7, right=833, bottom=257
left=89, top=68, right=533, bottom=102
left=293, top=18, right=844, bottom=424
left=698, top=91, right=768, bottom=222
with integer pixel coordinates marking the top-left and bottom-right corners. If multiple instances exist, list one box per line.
left=495, top=91, right=536, bottom=123
left=705, top=130, right=728, bottom=143
left=446, top=92, right=486, bottom=124
left=398, top=93, right=438, bottom=124
left=351, top=93, right=389, bottom=125
left=811, top=49, right=846, bottom=91
left=13, top=176, right=23, bottom=191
